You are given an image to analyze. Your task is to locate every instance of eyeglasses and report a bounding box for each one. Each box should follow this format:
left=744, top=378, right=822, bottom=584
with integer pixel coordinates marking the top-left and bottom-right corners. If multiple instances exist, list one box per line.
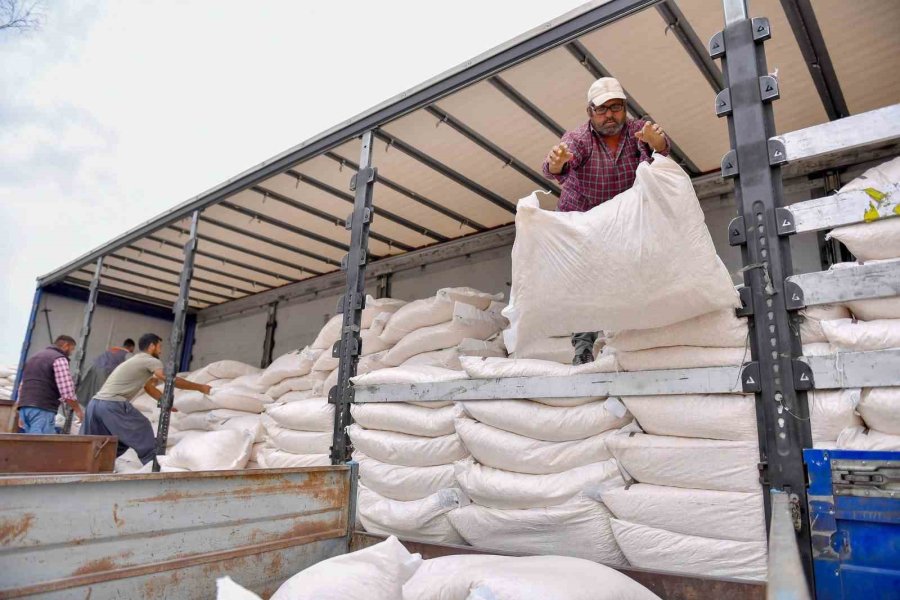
left=590, top=102, right=626, bottom=115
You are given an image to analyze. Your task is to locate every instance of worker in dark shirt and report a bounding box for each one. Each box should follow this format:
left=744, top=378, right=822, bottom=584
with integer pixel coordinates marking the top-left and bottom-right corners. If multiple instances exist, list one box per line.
left=16, top=335, right=84, bottom=433
left=76, top=339, right=135, bottom=407
left=542, top=77, right=670, bottom=365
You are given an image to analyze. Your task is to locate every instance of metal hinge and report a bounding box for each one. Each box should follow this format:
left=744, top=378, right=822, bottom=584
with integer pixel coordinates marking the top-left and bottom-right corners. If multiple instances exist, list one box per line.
left=832, top=459, right=900, bottom=498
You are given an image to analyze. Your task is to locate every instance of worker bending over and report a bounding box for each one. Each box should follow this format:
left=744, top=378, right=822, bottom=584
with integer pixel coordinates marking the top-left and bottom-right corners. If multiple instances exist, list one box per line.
left=542, top=77, right=670, bottom=365
left=16, top=335, right=84, bottom=433
left=76, top=338, right=135, bottom=407
left=80, top=333, right=211, bottom=464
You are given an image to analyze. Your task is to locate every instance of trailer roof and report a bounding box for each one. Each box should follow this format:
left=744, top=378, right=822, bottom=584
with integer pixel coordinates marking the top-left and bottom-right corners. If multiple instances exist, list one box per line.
left=39, top=0, right=900, bottom=310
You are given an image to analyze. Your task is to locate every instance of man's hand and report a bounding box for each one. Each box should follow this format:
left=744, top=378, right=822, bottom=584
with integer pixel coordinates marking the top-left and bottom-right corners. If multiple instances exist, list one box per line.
left=68, top=400, right=84, bottom=422
left=635, top=122, right=667, bottom=153
left=547, top=142, right=573, bottom=175
left=200, top=384, right=212, bottom=395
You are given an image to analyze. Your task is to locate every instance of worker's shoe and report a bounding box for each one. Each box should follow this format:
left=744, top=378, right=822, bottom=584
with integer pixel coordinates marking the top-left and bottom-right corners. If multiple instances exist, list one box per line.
left=573, top=348, right=594, bottom=365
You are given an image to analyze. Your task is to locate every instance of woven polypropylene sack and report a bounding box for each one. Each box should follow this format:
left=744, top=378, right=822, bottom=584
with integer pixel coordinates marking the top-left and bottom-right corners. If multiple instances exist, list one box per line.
left=503, top=155, right=738, bottom=355
left=822, top=318, right=900, bottom=352
left=857, top=387, right=900, bottom=434
left=350, top=403, right=456, bottom=437
left=357, top=485, right=467, bottom=545
left=165, top=430, right=253, bottom=471
left=837, top=426, right=900, bottom=451
left=355, top=452, right=456, bottom=501
left=606, top=309, right=748, bottom=352
left=265, top=398, right=334, bottom=432
left=347, top=424, right=468, bottom=467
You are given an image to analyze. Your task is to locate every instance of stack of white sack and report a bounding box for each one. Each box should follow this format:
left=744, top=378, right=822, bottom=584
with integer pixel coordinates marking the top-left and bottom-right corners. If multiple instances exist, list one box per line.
left=348, top=366, right=473, bottom=545
left=502, top=154, right=740, bottom=358
left=604, top=386, right=861, bottom=581
left=0, top=365, right=17, bottom=400
left=453, top=356, right=630, bottom=564
left=823, top=156, right=900, bottom=451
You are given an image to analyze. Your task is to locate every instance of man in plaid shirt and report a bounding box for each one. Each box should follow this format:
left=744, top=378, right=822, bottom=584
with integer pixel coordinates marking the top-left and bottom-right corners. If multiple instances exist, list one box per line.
left=542, top=77, right=670, bottom=364
left=16, top=335, right=84, bottom=434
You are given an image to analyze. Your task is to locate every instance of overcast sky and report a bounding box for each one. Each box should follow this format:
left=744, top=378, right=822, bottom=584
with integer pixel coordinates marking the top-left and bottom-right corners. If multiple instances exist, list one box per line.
left=0, top=0, right=588, bottom=366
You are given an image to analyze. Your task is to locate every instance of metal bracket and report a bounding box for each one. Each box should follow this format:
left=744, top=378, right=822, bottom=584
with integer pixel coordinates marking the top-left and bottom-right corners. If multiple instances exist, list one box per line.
left=758, top=460, right=770, bottom=486
left=345, top=207, right=373, bottom=230
left=784, top=280, right=806, bottom=310
left=336, top=293, right=365, bottom=314
left=728, top=216, right=747, bottom=246
left=737, top=286, right=754, bottom=317
left=721, top=149, right=739, bottom=179
left=793, top=359, right=814, bottom=390
left=333, top=334, right=360, bottom=359
left=742, top=361, right=762, bottom=393
left=341, top=251, right=367, bottom=271
left=832, top=458, right=900, bottom=498
left=708, top=30, right=725, bottom=59
left=789, top=492, right=802, bottom=531
left=349, top=166, right=377, bottom=192
left=752, top=17, right=771, bottom=42
left=759, top=75, right=780, bottom=102
left=328, top=384, right=354, bottom=405
left=768, top=138, right=787, bottom=166
left=775, top=207, right=796, bottom=236
left=715, top=88, right=732, bottom=118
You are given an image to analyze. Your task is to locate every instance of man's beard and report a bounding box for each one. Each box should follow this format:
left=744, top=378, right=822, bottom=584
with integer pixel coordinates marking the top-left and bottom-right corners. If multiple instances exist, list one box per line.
left=597, top=120, right=625, bottom=136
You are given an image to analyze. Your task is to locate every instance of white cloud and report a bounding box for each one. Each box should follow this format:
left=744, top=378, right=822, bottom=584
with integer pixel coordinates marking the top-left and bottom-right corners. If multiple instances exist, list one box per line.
left=1, top=0, right=586, bottom=365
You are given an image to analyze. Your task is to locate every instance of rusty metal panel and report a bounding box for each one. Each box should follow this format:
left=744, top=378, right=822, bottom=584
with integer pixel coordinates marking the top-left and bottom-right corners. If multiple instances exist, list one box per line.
left=0, top=467, right=350, bottom=599
left=0, top=434, right=117, bottom=474
left=351, top=532, right=766, bottom=600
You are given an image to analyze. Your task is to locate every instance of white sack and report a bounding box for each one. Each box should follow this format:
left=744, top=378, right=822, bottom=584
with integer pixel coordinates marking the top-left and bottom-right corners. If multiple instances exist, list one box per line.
left=312, top=351, right=339, bottom=372
left=809, top=389, right=864, bottom=441
left=361, top=296, right=407, bottom=328
left=459, top=398, right=630, bottom=442
left=607, top=309, right=748, bottom=352
left=214, top=414, right=264, bottom=443
left=503, top=154, right=738, bottom=355
left=454, top=457, right=621, bottom=509
left=267, top=375, right=318, bottom=399
left=270, top=535, right=422, bottom=600
left=258, top=347, right=321, bottom=387
left=357, top=485, right=467, bottom=545
left=351, top=366, right=467, bottom=386
left=275, top=389, right=317, bottom=403
left=350, top=402, right=456, bottom=437
left=616, top=346, right=746, bottom=371
left=209, top=388, right=268, bottom=413
left=186, top=367, right=217, bottom=385
left=822, top=318, right=900, bottom=351
left=611, top=518, right=767, bottom=581
left=380, top=288, right=502, bottom=344
left=357, top=350, right=391, bottom=376
left=460, top=355, right=617, bottom=379
left=601, top=483, right=765, bottom=542
left=623, top=394, right=756, bottom=441
left=322, top=368, right=339, bottom=395
left=216, top=576, right=262, bottom=600
left=800, top=304, right=851, bottom=344
left=837, top=426, right=900, bottom=451
left=384, top=304, right=504, bottom=366
left=454, top=416, right=613, bottom=474
left=347, top=423, right=468, bottom=467
left=355, top=453, right=456, bottom=501
left=456, top=335, right=507, bottom=359
left=857, top=387, right=900, bottom=434
left=165, top=430, right=253, bottom=471
left=263, top=417, right=332, bottom=454
left=402, top=555, right=657, bottom=600
left=256, top=445, right=330, bottom=468
left=132, top=393, right=157, bottom=413
left=511, top=335, right=574, bottom=363
left=265, top=398, right=333, bottom=432
left=446, top=497, right=629, bottom=568
left=401, top=348, right=463, bottom=371
left=606, top=433, right=760, bottom=492
left=311, top=315, right=343, bottom=350
left=204, top=361, right=261, bottom=380
left=224, top=373, right=266, bottom=393
left=173, top=391, right=216, bottom=413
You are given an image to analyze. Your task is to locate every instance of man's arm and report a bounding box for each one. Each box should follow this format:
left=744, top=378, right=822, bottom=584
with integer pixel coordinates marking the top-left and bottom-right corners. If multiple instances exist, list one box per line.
left=143, top=379, right=162, bottom=401
left=542, top=133, right=583, bottom=182
left=52, top=357, right=84, bottom=421
left=151, top=369, right=211, bottom=395
left=635, top=121, right=670, bottom=155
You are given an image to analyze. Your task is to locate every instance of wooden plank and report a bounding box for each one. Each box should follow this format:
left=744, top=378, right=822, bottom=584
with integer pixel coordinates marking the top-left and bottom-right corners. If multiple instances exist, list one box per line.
left=787, top=260, right=900, bottom=306
left=789, top=183, right=900, bottom=233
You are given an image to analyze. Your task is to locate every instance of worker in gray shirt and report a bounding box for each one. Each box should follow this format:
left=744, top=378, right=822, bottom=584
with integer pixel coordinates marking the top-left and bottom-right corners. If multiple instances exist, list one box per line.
left=80, top=333, right=211, bottom=464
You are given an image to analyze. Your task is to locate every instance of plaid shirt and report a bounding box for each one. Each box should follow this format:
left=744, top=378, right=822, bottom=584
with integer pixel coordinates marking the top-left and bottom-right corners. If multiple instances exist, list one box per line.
left=52, top=357, right=77, bottom=402
left=542, top=119, right=669, bottom=212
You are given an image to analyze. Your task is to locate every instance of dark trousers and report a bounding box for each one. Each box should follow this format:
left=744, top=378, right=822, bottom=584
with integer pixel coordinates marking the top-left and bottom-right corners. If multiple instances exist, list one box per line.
left=81, top=399, right=156, bottom=464
left=572, top=332, right=597, bottom=355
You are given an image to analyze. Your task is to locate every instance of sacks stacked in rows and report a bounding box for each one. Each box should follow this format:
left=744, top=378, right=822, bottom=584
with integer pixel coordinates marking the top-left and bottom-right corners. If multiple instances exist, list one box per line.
left=0, top=365, right=17, bottom=400
left=217, top=535, right=661, bottom=600
left=823, top=156, right=900, bottom=451
left=448, top=361, right=632, bottom=563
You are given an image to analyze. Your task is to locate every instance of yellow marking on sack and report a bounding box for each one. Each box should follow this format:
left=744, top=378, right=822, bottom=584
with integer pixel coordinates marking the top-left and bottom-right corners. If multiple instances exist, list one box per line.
left=864, top=202, right=881, bottom=223
left=864, top=187, right=886, bottom=202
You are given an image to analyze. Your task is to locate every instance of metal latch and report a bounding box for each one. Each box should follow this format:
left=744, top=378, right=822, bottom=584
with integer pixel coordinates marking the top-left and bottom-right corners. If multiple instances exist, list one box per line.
left=832, top=459, right=900, bottom=498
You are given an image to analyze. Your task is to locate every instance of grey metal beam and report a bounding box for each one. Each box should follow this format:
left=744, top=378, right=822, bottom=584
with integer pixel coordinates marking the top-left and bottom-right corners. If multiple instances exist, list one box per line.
left=655, top=0, right=724, bottom=92
left=119, top=247, right=263, bottom=295
left=373, top=130, right=517, bottom=213
left=565, top=39, right=702, bottom=175
left=64, top=276, right=200, bottom=311
left=261, top=302, right=278, bottom=368
left=786, top=261, right=900, bottom=308
left=74, top=270, right=206, bottom=308
left=779, top=0, right=849, bottom=120
left=488, top=76, right=567, bottom=137
left=425, top=105, right=561, bottom=195
left=323, top=152, right=489, bottom=231
left=98, top=263, right=233, bottom=303
left=154, top=210, right=201, bottom=470
left=37, top=0, right=660, bottom=287
left=771, top=104, right=900, bottom=164
left=251, top=184, right=421, bottom=250
left=193, top=217, right=342, bottom=269
left=63, top=256, right=103, bottom=433
left=806, top=349, right=900, bottom=389
left=283, top=171, right=448, bottom=244
left=787, top=183, right=900, bottom=233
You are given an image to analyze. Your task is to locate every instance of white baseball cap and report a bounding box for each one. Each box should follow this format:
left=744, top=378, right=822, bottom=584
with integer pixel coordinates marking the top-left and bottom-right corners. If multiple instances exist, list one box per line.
left=587, top=77, right=626, bottom=107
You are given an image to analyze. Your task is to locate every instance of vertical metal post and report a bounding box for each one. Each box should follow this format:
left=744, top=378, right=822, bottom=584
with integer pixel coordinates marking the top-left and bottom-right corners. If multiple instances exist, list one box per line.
left=375, top=274, right=392, bottom=299
left=330, top=132, right=377, bottom=465
left=11, top=286, right=43, bottom=405
left=713, top=0, right=814, bottom=588
left=153, top=210, right=200, bottom=471
left=62, top=256, right=104, bottom=433
left=260, top=302, right=279, bottom=368
left=179, top=314, right=197, bottom=373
